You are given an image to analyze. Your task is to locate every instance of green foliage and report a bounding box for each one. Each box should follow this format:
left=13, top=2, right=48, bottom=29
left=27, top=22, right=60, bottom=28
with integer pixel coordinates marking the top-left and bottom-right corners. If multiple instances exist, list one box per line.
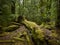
left=19, top=0, right=57, bottom=25
left=0, top=0, right=57, bottom=27
left=0, top=0, right=20, bottom=27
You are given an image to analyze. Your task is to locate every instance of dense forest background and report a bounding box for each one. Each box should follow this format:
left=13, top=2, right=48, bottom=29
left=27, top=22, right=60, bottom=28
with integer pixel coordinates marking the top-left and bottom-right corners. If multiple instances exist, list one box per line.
left=0, top=0, right=60, bottom=45
left=0, top=0, right=59, bottom=27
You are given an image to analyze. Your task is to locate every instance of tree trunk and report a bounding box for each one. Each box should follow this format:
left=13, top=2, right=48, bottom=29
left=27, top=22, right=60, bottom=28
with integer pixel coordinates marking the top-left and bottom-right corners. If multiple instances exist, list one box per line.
left=55, top=0, right=60, bottom=28
left=0, top=0, right=11, bottom=26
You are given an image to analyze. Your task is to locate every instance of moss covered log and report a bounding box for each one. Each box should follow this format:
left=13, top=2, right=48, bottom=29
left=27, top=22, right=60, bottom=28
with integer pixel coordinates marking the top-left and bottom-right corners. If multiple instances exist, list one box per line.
left=0, top=16, right=60, bottom=45
left=17, top=16, right=60, bottom=45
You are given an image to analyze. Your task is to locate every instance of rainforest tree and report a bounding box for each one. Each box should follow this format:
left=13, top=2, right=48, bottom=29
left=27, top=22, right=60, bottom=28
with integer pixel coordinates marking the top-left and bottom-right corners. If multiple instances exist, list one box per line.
left=0, top=0, right=20, bottom=27
left=55, top=0, right=60, bottom=28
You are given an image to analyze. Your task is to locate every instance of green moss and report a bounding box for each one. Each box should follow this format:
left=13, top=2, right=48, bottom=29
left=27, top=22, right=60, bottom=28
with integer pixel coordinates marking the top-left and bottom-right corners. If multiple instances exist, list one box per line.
left=0, top=40, right=15, bottom=42
left=49, top=32, right=58, bottom=38
left=0, top=32, right=10, bottom=36
left=33, top=29, right=44, bottom=40
left=2, top=25, right=19, bottom=32
left=13, top=37, right=25, bottom=41
left=22, top=19, right=45, bottom=40
left=22, top=19, right=38, bottom=30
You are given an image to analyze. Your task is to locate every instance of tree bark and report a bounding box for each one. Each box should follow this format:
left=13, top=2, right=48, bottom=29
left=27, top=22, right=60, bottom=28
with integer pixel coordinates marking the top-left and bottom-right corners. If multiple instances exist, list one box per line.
left=55, top=0, right=60, bottom=28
